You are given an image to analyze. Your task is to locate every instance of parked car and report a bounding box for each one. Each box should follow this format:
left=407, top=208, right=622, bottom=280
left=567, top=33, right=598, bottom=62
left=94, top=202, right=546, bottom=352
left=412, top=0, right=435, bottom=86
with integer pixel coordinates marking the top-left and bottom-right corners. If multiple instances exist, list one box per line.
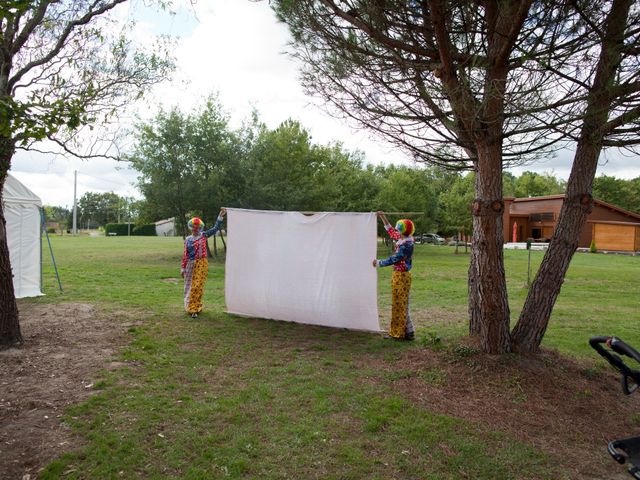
left=415, top=233, right=445, bottom=245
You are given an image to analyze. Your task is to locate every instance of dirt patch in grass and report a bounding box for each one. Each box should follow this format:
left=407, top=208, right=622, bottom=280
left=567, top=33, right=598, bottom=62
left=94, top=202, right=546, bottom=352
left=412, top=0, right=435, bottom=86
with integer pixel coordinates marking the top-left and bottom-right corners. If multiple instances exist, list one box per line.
left=364, top=336, right=640, bottom=479
left=0, top=302, right=135, bottom=480
left=161, top=277, right=181, bottom=284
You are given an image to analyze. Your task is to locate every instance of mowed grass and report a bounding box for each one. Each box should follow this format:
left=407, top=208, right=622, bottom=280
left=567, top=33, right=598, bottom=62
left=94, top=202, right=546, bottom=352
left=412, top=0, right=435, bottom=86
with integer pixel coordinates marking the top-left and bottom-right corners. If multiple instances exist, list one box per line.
left=28, top=236, right=639, bottom=479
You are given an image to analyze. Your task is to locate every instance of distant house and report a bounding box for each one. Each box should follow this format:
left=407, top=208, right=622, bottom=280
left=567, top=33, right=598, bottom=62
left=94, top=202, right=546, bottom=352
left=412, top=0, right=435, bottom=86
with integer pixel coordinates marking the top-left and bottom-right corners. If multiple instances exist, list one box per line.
left=503, top=195, right=640, bottom=252
left=155, top=217, right=176, bottom=237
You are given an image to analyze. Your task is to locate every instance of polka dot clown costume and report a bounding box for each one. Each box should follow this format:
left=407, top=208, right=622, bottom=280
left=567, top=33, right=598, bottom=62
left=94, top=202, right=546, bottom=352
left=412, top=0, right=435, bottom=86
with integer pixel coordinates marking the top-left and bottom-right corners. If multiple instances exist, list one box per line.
left=181, top=209, right=226, bottom=318
left=374, top=213, right=415, bottom=340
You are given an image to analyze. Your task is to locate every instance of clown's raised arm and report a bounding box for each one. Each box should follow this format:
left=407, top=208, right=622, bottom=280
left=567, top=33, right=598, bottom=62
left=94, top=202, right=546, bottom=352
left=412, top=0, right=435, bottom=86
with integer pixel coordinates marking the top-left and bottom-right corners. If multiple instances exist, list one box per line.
left=203, top=211, right=225, bottom=238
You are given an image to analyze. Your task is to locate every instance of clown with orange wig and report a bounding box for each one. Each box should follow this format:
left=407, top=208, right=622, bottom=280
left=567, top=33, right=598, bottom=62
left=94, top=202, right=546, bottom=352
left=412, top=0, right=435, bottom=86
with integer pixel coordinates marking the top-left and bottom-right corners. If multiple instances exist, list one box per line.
left=181, top=208, right=226, bottom=318
left=373, top=211, right=415, bottom=340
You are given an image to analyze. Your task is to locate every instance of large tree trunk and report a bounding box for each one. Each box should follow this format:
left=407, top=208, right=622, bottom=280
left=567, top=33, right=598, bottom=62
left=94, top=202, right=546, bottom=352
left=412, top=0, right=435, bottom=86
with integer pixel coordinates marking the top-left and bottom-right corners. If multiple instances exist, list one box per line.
left=510, top=0, right=632, bottom=353
left=471, top=144, right=511, bottom=354
left=0, top=137, right=22, bottom=349
left=457, top=0, right=528, bottom=353
left=510, top=148, right=599, bottom=352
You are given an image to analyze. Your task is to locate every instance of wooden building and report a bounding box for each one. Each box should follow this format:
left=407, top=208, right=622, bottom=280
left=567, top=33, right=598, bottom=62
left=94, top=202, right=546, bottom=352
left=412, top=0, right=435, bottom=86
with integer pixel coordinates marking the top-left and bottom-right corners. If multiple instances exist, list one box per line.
left=503, top=195, right=640, bottom=252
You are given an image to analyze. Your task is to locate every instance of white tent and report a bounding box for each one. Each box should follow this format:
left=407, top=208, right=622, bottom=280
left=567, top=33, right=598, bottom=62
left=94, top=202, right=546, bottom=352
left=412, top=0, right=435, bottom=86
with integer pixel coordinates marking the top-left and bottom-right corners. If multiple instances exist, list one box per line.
left=3, top=173, right=43, bottom=298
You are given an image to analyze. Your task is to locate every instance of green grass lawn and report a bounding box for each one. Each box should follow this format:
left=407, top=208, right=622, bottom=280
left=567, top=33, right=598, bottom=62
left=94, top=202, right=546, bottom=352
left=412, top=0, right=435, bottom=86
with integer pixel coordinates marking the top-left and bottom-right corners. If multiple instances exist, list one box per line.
left=28, top=236, right=640, bottom=479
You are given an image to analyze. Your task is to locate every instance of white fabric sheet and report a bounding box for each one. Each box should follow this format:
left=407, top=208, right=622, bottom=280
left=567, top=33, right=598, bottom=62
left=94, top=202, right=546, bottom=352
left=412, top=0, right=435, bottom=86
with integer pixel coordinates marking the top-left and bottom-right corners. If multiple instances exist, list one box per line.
left=225, top=209, right=380, bottom=331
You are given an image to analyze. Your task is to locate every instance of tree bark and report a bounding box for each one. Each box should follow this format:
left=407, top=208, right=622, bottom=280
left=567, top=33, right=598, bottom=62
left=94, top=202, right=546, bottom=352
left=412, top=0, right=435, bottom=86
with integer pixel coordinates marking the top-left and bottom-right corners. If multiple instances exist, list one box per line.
left=511, top=0, right=633, bottom=353
left=0, top=136, right=22, bottom=349
left=471, top=143, right=511, bottom=354
left=468, top=243, right=481, bottom=336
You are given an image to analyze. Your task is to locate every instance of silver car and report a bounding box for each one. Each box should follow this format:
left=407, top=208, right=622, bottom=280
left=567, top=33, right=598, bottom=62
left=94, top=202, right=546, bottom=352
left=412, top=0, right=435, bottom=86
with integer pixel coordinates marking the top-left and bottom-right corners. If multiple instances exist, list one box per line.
left=417, top=233, right=445, bottom=245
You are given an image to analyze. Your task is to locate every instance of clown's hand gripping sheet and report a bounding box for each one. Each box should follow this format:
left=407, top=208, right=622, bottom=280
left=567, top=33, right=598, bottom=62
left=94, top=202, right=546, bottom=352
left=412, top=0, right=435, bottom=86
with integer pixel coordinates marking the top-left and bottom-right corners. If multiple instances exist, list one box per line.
left=224, top=209, right=380, bottom=332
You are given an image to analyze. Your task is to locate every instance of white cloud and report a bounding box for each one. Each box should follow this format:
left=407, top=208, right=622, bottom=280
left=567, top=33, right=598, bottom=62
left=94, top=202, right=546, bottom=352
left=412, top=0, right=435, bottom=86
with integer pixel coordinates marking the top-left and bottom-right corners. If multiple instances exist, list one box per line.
left=507, top=146, right=640, bottom=180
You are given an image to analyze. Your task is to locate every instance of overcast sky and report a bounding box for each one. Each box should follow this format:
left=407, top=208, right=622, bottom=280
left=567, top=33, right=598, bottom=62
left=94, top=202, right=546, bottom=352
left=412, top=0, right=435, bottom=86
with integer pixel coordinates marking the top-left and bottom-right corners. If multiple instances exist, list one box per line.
left=9, top=0, right=640, bottom=208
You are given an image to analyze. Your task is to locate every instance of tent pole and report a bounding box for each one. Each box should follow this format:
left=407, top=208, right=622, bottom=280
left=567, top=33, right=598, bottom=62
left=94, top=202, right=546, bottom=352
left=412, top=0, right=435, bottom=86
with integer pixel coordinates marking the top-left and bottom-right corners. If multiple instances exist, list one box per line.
left=41, top=209, right=63, bottom=292
left=40, top=208, right=43, bottom=293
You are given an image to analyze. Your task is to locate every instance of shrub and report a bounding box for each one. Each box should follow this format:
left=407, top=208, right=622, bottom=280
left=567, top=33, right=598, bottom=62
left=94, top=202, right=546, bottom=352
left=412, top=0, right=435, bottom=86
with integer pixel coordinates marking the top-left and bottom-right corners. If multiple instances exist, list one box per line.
left=105, top=223, right=132, bottom=236
left=104, top=224, right=156, bottom=236
left=132, top=224, right=157, bottom=236
left=589, top=240, right=597, bottom=253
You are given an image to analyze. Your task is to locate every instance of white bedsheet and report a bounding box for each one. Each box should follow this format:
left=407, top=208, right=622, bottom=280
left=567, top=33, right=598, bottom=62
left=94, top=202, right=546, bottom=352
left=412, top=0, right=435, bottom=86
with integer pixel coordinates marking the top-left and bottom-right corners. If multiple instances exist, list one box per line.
left=224, top=209, right=380, bottom=331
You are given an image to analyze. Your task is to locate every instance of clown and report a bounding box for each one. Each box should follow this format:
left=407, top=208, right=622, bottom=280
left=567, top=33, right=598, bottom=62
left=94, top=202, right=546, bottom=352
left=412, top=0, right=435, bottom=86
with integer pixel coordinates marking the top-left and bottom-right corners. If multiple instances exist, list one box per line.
left=373, top=211, right=415, bottom=340
left=181, top=208, right=226, bottom=318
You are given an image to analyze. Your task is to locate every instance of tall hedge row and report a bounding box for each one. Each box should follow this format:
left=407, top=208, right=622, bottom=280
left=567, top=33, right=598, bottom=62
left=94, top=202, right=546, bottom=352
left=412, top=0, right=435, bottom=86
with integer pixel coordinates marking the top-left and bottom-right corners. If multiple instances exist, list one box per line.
left=105, top=223, right=157, bottom=236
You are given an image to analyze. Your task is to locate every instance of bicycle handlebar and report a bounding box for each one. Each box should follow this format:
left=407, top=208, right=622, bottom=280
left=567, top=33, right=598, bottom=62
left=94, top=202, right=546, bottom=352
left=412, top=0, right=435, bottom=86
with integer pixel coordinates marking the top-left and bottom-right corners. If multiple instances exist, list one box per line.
left=589, top=336, right=640, bottom=395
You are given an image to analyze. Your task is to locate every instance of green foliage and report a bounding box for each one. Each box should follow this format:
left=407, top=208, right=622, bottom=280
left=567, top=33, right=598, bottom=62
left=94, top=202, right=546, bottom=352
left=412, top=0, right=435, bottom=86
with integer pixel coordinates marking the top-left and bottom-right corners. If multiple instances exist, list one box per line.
left=439, top=172, right=474, bottom=236
left=593, top=175, right=640, bottom=214
left=243, top=119, right=332, bottom=210
left=125, top=96, right=638, bottom=239
left=1, top=1, right=174, bottom=147
left=242, top=119, right=376, bottom=212
left=77, top=191, right=131, bottom=227
left=128, top=95, right=240, bottom=236
left=513, top=171, right=566, bottom=198
left=502, top=172, right=518, bottom=197
left=589, top=240, right=597, bottom=253
left=127, top=94, right=640, bottom=241
left=105, top=224, right=134, bottom=236
left=43, top=205, right=71, bottom=232
left=375, top=165, right=440, bottom=233
left=420, top=331, right=443, bottom=349
left=130, top=103, right=384, bottom=221
left=131, top=224, right=157, bottom=236
left=451, top=344, right=480, bottom=359
left=104, top=223, right=155, bottom=236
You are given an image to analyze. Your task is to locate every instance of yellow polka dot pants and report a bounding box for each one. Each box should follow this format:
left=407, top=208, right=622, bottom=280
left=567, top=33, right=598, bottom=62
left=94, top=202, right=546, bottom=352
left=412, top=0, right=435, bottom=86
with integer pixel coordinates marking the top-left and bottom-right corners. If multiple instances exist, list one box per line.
left=184, top=258, right=209, bottom=314
left=389, top=271, right=412, bottom=339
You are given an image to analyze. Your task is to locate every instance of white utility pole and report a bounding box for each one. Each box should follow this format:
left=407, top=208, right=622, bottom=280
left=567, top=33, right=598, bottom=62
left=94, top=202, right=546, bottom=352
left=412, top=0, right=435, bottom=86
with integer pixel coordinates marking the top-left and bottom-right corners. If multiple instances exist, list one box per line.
left=72, top=170, right=78, bottom=235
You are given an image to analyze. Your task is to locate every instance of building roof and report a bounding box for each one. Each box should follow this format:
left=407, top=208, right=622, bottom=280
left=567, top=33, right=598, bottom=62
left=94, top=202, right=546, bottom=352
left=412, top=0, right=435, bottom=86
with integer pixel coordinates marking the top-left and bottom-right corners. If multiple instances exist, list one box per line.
left=586, top=219, right=640, bottom=226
